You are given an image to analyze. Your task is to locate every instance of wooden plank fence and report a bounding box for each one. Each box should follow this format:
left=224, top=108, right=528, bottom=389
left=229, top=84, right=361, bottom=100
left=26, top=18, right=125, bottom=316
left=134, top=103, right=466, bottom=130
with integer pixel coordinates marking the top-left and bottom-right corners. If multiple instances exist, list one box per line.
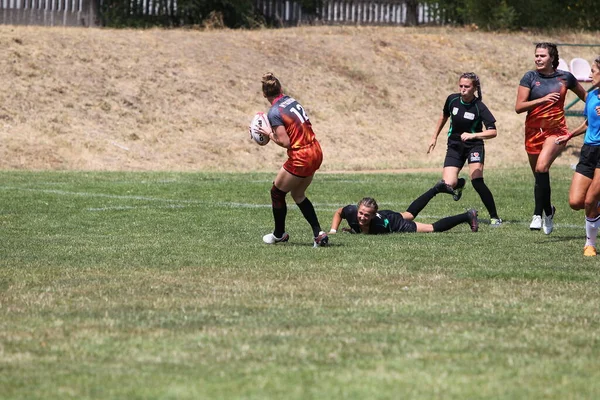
left=0, top=0, right=438, bottom=27
left=256, top=0, right=438, bottom=26
left=0, top=0, right=98, bottom=26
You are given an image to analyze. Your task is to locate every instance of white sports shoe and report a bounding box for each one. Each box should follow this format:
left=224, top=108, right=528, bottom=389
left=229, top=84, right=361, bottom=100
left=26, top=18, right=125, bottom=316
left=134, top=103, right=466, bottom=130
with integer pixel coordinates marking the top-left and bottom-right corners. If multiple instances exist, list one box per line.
left=543, top=206, right=556, bottom=235
left=263, top=232, right=289, bottom=244
left=530, top=215, right=542, bottom=230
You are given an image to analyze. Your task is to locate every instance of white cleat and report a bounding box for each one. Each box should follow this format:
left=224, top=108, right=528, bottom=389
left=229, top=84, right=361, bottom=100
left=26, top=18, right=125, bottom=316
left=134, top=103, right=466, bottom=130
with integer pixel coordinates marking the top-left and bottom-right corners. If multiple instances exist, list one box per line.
left=542, top=206, right=556, bottom=235
left=263, top=232, right=289, bottom=244
left=530, top=215, right=542, bottom=231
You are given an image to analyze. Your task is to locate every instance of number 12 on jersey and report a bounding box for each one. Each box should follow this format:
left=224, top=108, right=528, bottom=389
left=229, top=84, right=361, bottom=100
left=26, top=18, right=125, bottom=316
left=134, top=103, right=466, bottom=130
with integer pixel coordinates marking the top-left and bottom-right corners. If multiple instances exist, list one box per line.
left=290, top=104, right=309, bottom=124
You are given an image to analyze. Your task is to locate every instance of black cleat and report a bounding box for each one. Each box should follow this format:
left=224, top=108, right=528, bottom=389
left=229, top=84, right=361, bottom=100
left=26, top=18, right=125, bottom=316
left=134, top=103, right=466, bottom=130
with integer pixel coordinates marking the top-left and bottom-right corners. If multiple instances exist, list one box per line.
left=314, top=231, right=329, bottom=248
left=453, top=178, right=466, bottom=201
left=467, top=209, right=479, bottom=232
left=434, top=180, right=455, bottom=195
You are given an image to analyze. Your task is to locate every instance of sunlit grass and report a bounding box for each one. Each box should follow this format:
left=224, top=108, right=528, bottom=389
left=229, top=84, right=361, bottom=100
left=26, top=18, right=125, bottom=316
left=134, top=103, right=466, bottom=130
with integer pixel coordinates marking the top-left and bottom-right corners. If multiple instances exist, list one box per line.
left=1, top=168, right=599, bottom=399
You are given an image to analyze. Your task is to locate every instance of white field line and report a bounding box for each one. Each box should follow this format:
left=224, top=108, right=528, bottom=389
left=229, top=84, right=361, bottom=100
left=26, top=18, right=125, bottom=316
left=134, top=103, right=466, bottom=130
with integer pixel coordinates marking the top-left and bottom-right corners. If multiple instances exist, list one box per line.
left=0, top=186, right=585, bottom=229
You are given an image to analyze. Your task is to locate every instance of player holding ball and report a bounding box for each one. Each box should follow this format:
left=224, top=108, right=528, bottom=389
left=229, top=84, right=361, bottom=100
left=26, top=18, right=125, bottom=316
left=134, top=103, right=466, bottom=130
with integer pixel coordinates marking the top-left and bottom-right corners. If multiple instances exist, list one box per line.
left=257, top=72, right=329, bottom=248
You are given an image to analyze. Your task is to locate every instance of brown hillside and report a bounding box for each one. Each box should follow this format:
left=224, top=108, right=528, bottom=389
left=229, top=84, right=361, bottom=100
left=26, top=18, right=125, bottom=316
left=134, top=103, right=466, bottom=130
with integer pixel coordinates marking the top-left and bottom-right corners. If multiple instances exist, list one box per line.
left=1, top=25, right=599, bottom=172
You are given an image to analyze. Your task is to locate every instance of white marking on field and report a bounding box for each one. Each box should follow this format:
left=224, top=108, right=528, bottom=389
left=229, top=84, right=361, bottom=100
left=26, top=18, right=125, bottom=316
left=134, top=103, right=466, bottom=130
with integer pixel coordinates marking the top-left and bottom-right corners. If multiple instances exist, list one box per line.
left=87, top=205, right=186, bottom=211
left=0, top=186, right=587, bottom=230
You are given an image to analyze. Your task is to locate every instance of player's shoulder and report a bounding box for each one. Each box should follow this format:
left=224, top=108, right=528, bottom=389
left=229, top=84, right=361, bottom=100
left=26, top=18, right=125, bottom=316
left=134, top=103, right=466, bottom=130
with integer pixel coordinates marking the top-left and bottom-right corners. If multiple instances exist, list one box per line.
left=519, top=70, right=537, bottom=84
left=341, top=204, right=357, bottom=216
left=446, top=93, right=461, bottom=103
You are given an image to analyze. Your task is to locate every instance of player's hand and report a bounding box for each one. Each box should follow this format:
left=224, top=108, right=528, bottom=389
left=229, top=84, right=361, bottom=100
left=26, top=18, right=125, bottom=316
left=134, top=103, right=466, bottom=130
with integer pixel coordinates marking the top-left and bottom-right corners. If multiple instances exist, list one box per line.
left=427, top=139, right=436, bottom=154
left=555, top=133, right=573, bottom=145
left=460, top=133, right=474, bottom=142
left=543, top=92, right=560, bottom=104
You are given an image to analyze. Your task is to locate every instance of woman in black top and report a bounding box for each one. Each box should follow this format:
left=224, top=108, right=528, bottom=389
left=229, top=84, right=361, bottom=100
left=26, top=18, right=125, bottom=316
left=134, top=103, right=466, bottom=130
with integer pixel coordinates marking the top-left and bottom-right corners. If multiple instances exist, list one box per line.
left=427, top=72, right=502, bottom=226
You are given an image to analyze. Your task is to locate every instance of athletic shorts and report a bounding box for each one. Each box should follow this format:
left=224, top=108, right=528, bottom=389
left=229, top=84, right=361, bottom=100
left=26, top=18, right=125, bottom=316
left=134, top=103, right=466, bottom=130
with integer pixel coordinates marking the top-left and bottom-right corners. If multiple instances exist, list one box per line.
left=443, top=138, right=485, bottom=168
left=395, top=219, right=418, bottom=233
left=525, top=125, right=569, bottom=155
left=283, top=140, right=323, bottom=178
left=575, top=144, right=600, bottom=179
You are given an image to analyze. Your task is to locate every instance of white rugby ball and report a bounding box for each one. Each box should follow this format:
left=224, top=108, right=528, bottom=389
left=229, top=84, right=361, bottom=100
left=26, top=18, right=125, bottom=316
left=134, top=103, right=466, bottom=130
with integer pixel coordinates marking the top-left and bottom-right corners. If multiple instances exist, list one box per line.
left=249, top=112, right=271, bottom=146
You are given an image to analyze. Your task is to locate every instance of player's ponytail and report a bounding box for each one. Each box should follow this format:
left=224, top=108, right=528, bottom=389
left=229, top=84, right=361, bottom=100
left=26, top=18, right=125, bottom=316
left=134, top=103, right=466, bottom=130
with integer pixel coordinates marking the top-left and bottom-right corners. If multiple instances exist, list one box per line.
left=460, top=72, right=482, bottom=100
left=262, top=73, right=282, bottom=98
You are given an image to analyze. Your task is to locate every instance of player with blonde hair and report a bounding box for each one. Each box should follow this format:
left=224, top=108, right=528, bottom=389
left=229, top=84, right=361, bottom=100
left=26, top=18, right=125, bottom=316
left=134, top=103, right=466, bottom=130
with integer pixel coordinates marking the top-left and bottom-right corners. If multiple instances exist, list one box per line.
left=258, top=73, right=328, bottom=247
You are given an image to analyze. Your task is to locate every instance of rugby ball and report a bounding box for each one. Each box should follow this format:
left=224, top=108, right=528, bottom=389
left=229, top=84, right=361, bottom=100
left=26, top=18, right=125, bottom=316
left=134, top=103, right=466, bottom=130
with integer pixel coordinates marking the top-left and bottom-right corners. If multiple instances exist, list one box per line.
left=249, top=112, right=271, bottom=146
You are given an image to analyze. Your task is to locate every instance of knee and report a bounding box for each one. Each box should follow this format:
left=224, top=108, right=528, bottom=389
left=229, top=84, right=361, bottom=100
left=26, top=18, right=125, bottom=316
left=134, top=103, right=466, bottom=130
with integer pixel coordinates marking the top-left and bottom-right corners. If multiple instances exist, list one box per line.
left=584, top=198, right=598, bottom=212
left=535, top=166, right=550, bottom=174
left=270, top=185, right=287, bottom=208
left=570, top=196, right=585, bottom=210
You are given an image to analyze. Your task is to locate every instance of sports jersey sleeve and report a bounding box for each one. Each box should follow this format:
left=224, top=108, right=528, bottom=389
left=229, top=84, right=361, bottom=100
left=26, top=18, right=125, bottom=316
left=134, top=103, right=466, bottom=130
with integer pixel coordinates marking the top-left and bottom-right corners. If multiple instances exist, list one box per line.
left=442, top=94, right=454, bottom=116
left=565, top=71, right=578, bottom=89
left=519, top=71, right=536, bottom=89
left=341, top=205, right=357, bottom=220
left=267, top=107, right=284, bottom=128
left=478, top=102, right=497, bottom=130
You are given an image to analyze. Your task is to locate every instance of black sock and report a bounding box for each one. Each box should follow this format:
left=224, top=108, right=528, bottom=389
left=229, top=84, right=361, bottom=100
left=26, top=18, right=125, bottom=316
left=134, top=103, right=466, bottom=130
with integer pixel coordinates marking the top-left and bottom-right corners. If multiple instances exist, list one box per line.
left=406, top=187, right=438, bottom=217
left=271, top=185, right=287, bottom=238
left=297, top=197, right=322, bottom=237
left=534, top=172, right=552, bottom=216
left=471, top=177, right=499, bottom=219
left=432, top=213, right=469, bottom=232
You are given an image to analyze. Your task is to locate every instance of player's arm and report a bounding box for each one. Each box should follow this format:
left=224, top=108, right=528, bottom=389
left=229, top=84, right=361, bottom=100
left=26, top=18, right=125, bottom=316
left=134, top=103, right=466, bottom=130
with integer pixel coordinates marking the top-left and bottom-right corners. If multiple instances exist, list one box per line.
left=556, top=119, right=588, bottom=144
left=572, top=82, right=588, bottom=102
left=329, top=207, right=344, bottom=234
left=463, top=112, right=497, bottom=141
left=427, top=113, right=448, bottom=154
left=515, top=86, right=559, bottom=114
left=266, top=125, right=290, bottom=149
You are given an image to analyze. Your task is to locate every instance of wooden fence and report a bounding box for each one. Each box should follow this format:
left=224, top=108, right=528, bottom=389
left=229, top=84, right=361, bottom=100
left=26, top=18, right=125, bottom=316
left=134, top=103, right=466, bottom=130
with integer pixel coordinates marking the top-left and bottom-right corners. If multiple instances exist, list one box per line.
left=0, top=0, right=437, bottom=27
left=0, top=0, right=98, bottom=26
left=256, top=0, right=438, bottom=26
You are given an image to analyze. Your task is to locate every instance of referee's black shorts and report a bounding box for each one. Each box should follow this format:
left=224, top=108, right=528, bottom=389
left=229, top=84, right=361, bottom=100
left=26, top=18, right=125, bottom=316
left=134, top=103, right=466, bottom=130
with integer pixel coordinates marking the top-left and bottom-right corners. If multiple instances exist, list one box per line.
left=444, top=138, right=485, bottom=168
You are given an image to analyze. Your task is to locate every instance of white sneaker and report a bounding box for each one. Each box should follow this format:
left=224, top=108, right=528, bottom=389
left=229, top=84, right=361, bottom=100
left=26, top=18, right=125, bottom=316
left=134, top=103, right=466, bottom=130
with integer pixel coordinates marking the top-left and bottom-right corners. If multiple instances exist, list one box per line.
left=263, top=232, right=289, bottom=244
left=530, top=215, right=542, bottom=230
left=543, top=206, right=556, bottom=235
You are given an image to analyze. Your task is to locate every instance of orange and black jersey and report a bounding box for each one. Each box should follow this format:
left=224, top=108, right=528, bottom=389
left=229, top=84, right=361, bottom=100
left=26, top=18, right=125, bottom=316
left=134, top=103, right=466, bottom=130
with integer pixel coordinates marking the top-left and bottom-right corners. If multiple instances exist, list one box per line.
left=443, top=94, right=496, bottom=142
left=519, top=70, right=578, bottom=130
left=341, top=205, right=416, bottom=234
left=267, top=94, right=316, bottom=150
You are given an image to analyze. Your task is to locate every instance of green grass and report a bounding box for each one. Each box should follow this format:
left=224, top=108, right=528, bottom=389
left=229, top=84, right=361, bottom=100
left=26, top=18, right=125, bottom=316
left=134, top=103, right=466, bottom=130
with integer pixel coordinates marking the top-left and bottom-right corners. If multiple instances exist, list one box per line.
left=1, top=168, right=599, bottom=399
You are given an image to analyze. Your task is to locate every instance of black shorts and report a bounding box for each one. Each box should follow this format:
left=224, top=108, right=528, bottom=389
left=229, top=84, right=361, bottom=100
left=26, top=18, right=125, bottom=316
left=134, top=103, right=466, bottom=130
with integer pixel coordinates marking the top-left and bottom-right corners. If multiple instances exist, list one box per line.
left=395, top=219, right=417, bottom=233
left=443, top=138, right=485, bottom=168
left=575, top=144, right=600, bottom=179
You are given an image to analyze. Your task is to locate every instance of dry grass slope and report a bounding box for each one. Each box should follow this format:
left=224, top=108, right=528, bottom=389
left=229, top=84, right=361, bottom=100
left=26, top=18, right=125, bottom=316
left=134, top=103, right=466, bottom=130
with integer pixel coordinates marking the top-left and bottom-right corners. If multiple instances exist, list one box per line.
left=1, top=25, right=599, bottom=171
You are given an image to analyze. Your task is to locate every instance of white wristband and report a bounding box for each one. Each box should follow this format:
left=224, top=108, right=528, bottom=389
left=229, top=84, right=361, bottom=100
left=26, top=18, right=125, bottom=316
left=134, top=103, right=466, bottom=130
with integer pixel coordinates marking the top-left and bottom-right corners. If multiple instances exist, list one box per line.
left=329, top=229, right=337, bottom=234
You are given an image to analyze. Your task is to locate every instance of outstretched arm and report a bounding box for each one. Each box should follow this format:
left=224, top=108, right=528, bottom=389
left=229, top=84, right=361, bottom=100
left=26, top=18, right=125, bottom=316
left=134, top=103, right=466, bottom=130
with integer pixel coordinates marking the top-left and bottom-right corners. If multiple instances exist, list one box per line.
left=329, top=207, right=344, bottom=234
left=555, top=119, right=589, bottom=144
left=427, top=113, right=448, bottom=154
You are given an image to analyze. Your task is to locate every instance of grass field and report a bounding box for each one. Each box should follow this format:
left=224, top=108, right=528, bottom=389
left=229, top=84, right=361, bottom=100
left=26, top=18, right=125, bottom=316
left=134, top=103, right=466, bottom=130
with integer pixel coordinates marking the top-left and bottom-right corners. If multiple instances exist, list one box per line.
left=1, top=168, right=600, bottom=399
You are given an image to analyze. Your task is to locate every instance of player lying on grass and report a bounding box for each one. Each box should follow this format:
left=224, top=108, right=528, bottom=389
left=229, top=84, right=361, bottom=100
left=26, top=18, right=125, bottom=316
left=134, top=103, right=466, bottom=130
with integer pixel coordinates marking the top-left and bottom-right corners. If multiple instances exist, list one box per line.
left=329, top=183, right=479, bottom=235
